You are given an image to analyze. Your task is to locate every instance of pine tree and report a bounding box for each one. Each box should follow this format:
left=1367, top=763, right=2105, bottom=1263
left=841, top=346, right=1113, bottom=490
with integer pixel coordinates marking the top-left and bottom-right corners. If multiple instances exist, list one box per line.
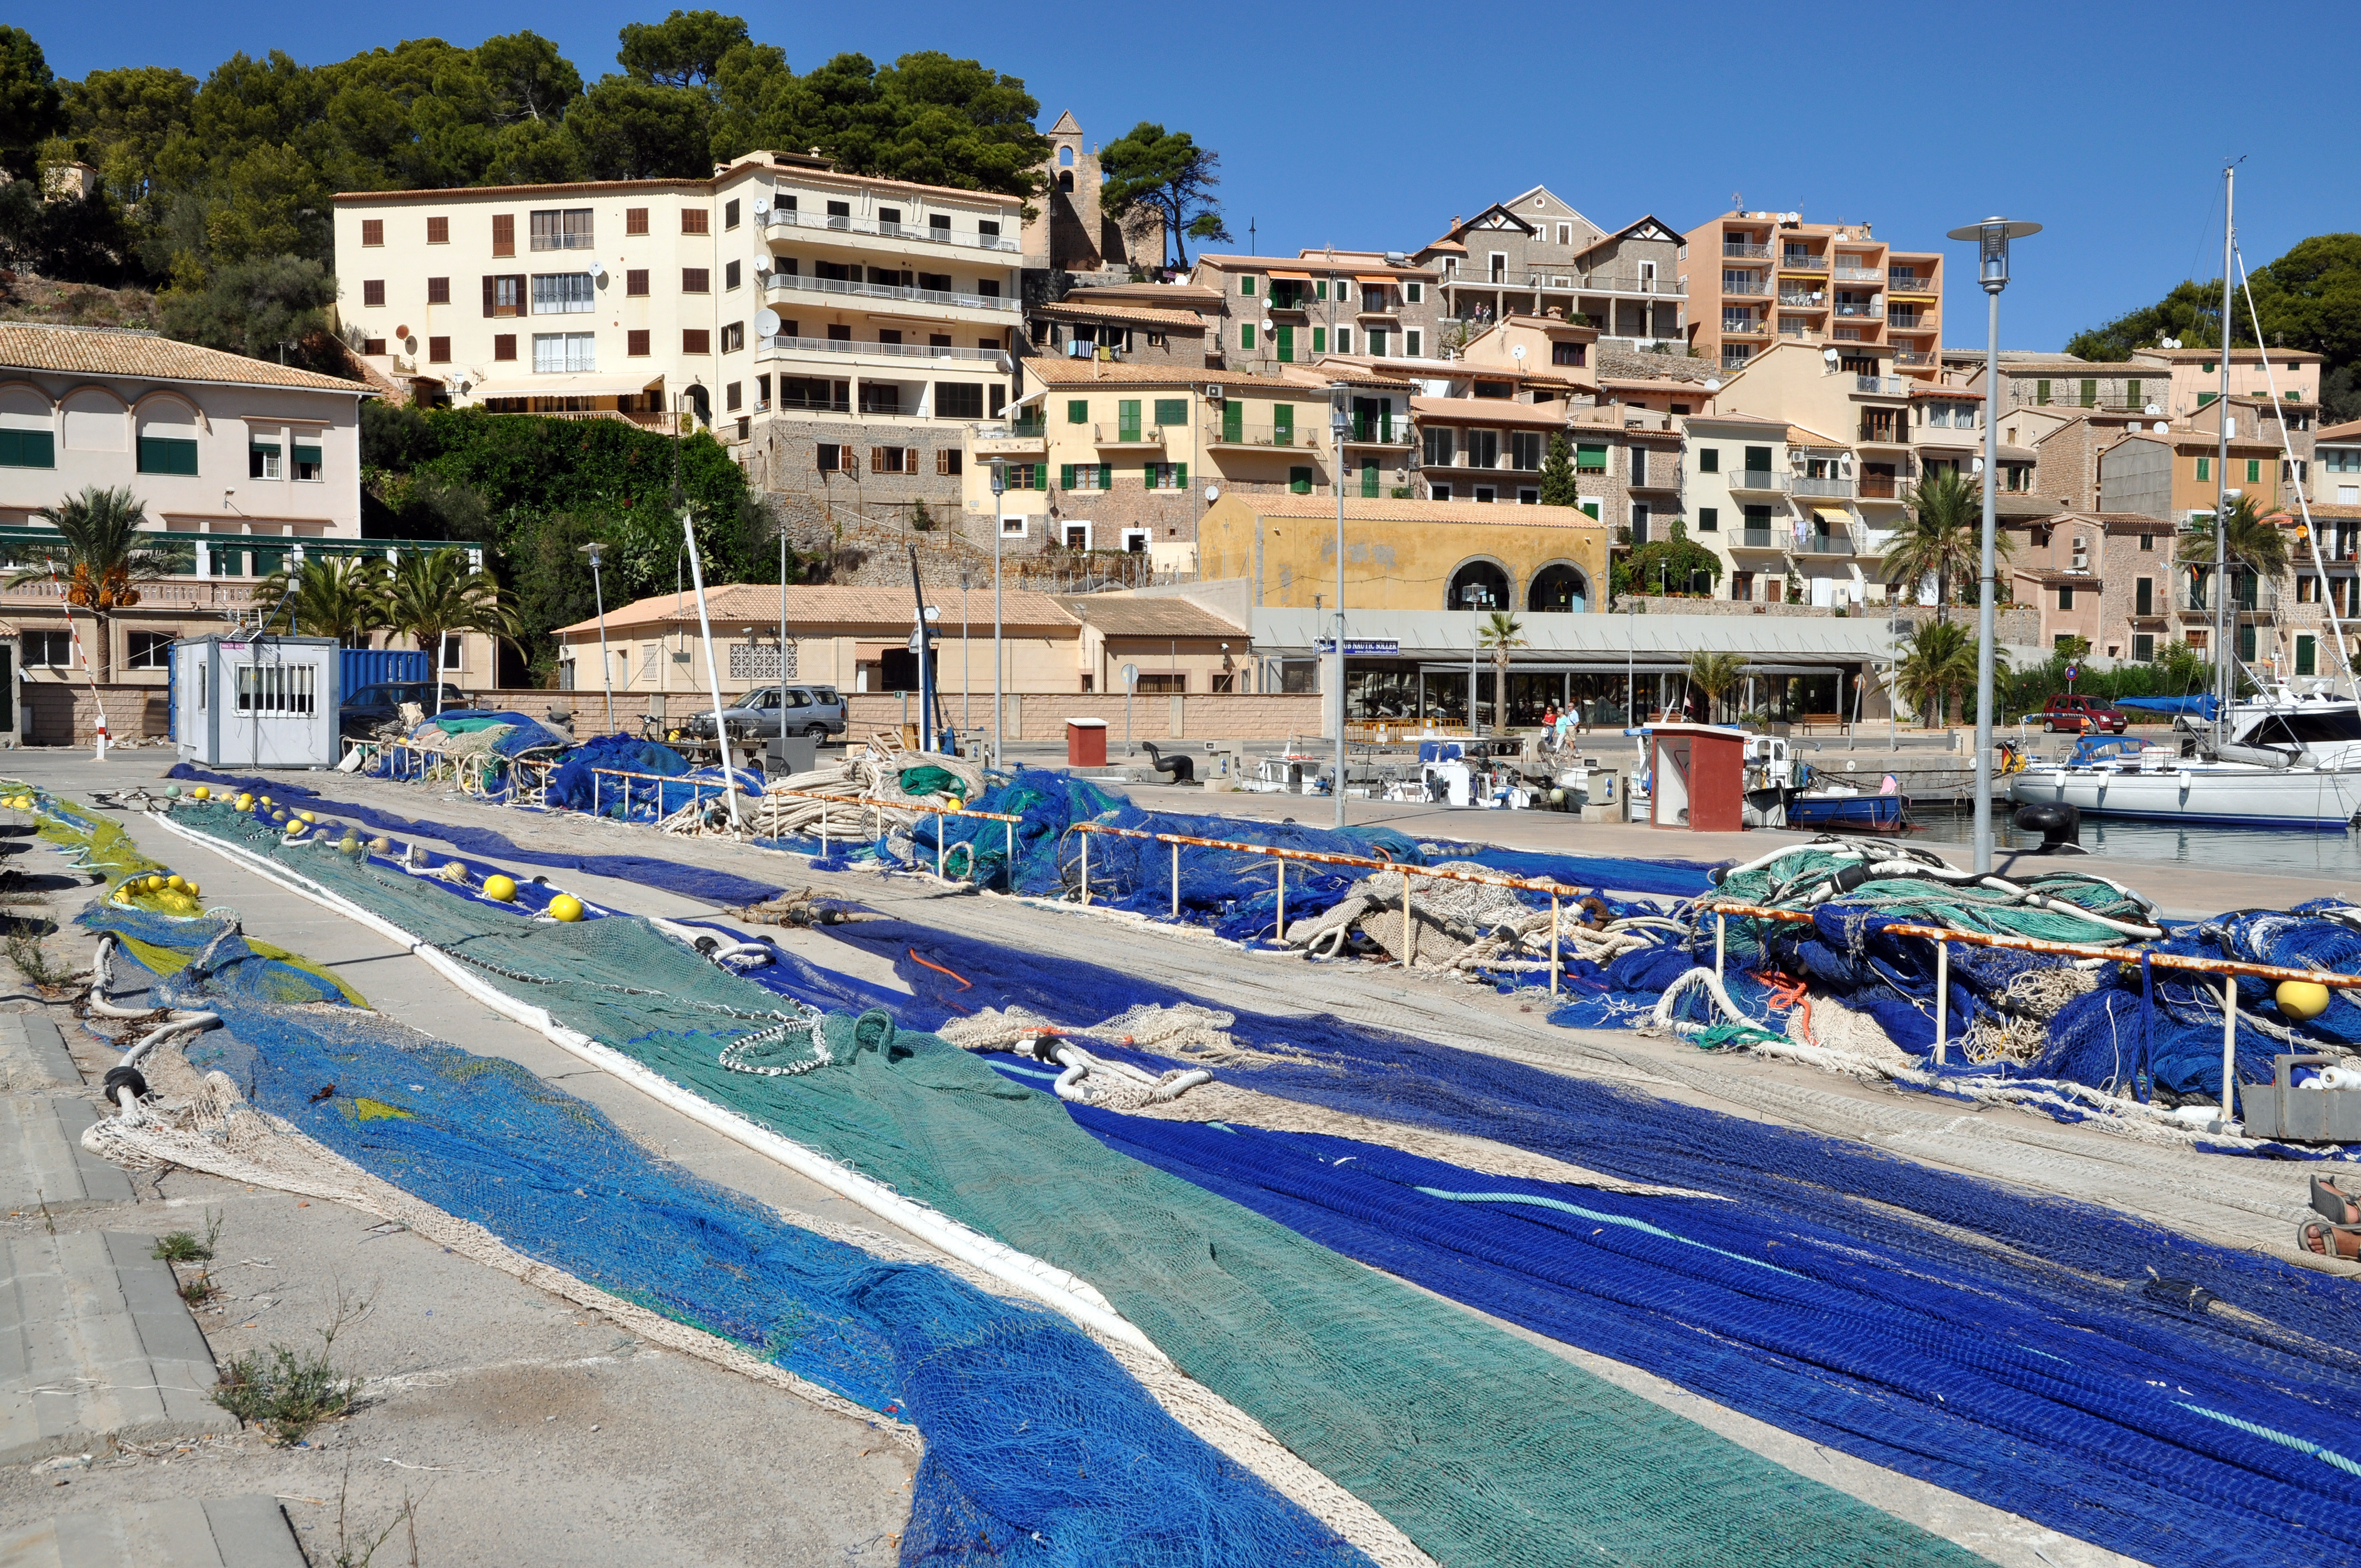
left=1538, top=432, right=1578, bottom=508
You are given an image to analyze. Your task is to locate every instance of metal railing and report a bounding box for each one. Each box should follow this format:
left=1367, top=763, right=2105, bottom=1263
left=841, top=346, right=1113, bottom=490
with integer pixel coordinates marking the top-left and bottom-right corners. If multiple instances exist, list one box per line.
left=1721, top=318, right=1769, bottom=336
left=1720, top=278, right=1770, bottom=296
left=764, top=271, right=1016, bottom=313
left=1791, top=474, right=1854, bottom=499
left=1581, top=274, right=1685, bottom=296
left=763, top=207, right=1020, bottom=253
left=1778, top=254, right=1829, bottom=271
left=1832, top=266, right=1884, bottom=284
left=1894, top=349, right=1936, bottom=367
left=1704, top=898, right=2361, bottom=1115
left=1207, top=423, right=1316, bottom=448
left=1857, top=475, right=1903, bottom=499
left=1343, top=416, right=1411, bottom=444
left=1855, top=375, right=1905, bottom=395
left=1886, top=313, right=1925, bottom=329
left=1734, top=527, right=1780, bottom=548
left=1834, top=302, right=1882, bottom=318
left=758, top=334, right=1005, bottom=363
left=971, top=418, right=1046, bottom=439
left=1722, top=242, right=1771, bottom=259
left=1886, top=275, right=1938, bottom=293
left=1781, top=525, right=1856, bottom=554
left=1778, top=292, right=1827, bottom=307
left=1070, top=820, right=1597, bottom=992
left=1094, top=422, right=1167, bottom=445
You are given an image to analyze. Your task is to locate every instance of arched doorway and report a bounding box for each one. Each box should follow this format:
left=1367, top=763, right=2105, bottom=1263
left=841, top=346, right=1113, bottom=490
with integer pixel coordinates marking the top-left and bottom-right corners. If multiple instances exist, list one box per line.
left=1447, top=559, right=1510, bottom=612
left=1527, top=563, right=1590, bottom=613
left=682, top=384, right=711, bottom=428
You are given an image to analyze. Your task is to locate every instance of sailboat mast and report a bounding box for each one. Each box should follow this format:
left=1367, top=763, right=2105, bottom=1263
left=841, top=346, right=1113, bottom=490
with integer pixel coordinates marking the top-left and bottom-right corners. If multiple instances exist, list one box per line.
left=2213, top=164, right=2234, bottom=746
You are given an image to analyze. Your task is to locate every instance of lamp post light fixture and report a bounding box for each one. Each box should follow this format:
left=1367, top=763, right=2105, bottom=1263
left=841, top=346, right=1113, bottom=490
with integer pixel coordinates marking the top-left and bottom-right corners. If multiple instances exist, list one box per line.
left=1945, top=216, right=2041, bottom=874
left=1329, top=384, right=1350, bottom=828
left=576, top=541, right=615, bottom=733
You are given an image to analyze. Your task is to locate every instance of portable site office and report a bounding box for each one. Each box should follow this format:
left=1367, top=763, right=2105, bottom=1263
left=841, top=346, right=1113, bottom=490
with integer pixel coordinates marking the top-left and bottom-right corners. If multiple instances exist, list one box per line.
left=173, top=634, right=341, bottom=769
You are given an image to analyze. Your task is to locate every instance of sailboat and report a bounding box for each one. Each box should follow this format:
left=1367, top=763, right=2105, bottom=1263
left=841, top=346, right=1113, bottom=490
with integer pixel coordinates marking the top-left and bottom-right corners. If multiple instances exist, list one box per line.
left=2006, top=164, right=2361, bottom=829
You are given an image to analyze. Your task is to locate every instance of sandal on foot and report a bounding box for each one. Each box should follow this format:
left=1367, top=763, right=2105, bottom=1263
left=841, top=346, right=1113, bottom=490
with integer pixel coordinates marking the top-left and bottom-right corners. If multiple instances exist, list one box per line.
left=2298, top=1218, right=2361, bottom=1261
left=2308, top=1173, right=2360, bottom=1224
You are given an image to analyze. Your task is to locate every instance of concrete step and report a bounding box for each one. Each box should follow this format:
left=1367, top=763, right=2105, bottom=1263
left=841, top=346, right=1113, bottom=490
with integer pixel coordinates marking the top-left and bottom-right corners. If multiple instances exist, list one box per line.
left=2, top=1097, right=135, bottom=1217
left=0, top=1014, right=83, bottom=1093
left=0, top=1231, right=236, bottom=1465
left=0, top=1495, right=306, bottom=1567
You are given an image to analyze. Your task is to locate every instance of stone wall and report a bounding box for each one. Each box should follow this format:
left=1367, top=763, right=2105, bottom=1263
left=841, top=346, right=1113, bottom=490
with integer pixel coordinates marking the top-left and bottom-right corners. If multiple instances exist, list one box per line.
left=19, top=683, right=174, bottom=747
left=1593, top=345, right=1718, bottom=385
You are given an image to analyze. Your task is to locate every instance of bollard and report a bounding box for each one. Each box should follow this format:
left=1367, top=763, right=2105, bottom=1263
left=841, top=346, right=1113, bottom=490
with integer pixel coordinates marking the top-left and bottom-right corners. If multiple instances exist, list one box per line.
left=1934, top=939, right=1949, bottom=1064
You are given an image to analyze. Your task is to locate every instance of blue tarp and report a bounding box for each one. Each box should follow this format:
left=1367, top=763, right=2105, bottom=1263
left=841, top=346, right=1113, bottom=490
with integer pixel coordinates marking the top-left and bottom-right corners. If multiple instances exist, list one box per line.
left=164, top=764, right=785, bottom=907
left=2117, top=695, right=2218, bottom=718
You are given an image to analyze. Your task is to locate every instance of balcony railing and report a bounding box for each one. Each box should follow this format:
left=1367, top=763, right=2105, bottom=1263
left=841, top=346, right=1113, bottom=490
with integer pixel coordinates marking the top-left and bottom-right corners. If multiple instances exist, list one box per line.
left=971, top=417, right=1046, bottom=440
left=1206, top=423, right=1317, bottom=449
left=1734, top=527, right=1780, bottom=549
left=1832, top=266, right=1884, bottom=284
left=1778, top=291, right=1828, bottom=308
left=1580, top=274, right=1685, bottom=296
left=1779, top=254, right=1829, bottom=271
left=759, top=334, right=1006, bottom=363
left=1886, top=275, right=1938, bottom=294
left=1722, top=242, right=1771, bottom=259
left=763, top=207, right=1019, bottom=253
left=1720, top=278, right=1770, bottom=296
left=1857, top=474, right=1903, bottom=499
left=1727, top=469, right=1785, bottom=493
left=1344, top=416, right=1412, bottom=445
left=1094, top=423, right=1167, bottom=447
left=1854, top=375, right=1905, bottom=395
left=1783, top=526, right=1857, bottom=556
left=2186, top=581, right=2283, bottom=615
left=1834, top=302, right=1883, bottom=318
left=1778, top=325, right=1815, bottom=339
left=1721, top=318, right=1769, bottom=336
left=1894, top=349, right=1936, bottom=368
left=1886, top=313, right=1925, bottom=330
left=764, top=271, right=1016, bottom=313
left=1792, top=474, right=1854, bottom=499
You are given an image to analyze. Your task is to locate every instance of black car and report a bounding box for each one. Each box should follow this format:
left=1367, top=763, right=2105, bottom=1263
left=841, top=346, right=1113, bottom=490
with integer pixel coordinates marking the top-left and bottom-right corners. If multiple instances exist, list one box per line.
left=340, top=682, right=471, bottom=738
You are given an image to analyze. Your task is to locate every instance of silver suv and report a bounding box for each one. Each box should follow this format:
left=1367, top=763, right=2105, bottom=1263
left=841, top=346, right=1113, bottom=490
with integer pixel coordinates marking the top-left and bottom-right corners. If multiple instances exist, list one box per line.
left=683, top=685, right=847, bottom=742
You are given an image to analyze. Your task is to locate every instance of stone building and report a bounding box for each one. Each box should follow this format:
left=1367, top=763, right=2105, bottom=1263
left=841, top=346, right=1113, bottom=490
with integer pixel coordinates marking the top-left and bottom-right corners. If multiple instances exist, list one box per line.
left=1188, top=251, right=1443, bottom=371
left=1021, top=112, right=1166, bottom=280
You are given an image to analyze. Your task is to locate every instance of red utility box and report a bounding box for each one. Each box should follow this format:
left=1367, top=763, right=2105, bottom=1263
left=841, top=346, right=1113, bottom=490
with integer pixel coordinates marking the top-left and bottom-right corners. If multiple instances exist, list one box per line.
left=1649, top=723, right=1747, bottom=832
left=1065, top=717, right=1108, bottom=768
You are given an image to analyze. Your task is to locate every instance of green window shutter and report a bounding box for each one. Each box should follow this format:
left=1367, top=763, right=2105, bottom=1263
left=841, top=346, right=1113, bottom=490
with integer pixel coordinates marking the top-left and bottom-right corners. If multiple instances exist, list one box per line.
left=1289, top=466, right=1312, bottom=494
left=2246, top=459, right=2260, bottom=482
left=2135, top=577, right=2152, bottom=615
left=2197, top=390, right=2217, bottom=407
left=1174, top=462, right=1186, bottom=488
left=1154, top=398, right=1187, bottom=427
left=2196, top=457, right=2210, bottom=481
left=2298, top=634, right=2317, bottom=676
left=1118, top=399, right=1140, bottom=439
left=1067, top=399, right=1088, bottom=424
left=0, top=428, right=55, bottom=468
left=1275, top=325, right=1293, bottom=363
left=1240, top=323, right=1255, bottom=350
left=1407, top=282, right=1422, bottom=303
left=1579, top=499, right=1600, bottom=520
left=1060, top=464, right=1076, bottom=489
left=1099, top=465, right=1113, bottom=491
left=1315, top=280, right=1328, bottom=299
left=1360, top=461, right=1379, bottom=498
left=1311, top=326, right=1325, bottom=354
left=1575, top=442, right=1607, bottom=471
left=2080, top=378, right=2097, bottom=407
left=2034, top=379, right=2050, bottom=404
left=1222, top=400, right=1242, bottom=442
left=1272, top=404, right=1293, bottom=442
left=1699, top=448, right=1719, bottom=472
left=137, top=435, right=199, bottom=475
left=1242, top=275, right=1256, bottom=295
left=293, top=443, right=322, bottom=466
left=2125, top=379, right=2141, bottom=406
left=2239, top=622, right=2256, bottom=661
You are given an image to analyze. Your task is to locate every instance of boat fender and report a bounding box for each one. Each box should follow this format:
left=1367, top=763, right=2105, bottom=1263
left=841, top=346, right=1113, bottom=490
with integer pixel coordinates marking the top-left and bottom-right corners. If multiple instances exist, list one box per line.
left=1829, top=861, right=1876, bottom=895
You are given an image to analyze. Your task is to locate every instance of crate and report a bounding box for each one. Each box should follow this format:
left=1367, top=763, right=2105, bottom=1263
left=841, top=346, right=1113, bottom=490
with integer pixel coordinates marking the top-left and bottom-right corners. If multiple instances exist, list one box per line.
left=2239, top=1054, right=2361, bottom=1143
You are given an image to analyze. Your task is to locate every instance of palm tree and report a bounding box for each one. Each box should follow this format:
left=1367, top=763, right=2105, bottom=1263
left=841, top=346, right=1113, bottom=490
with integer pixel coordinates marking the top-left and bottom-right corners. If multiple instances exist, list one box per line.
left=2178, top=493, right=2289, bottom=612
left=1895, top=618, right=1998, bottom=727
left=6, top=486, right=190, bottom=682
left=254, top=554, right=391, bottom=647
left=1880, top=470, right=2005, bottom=619
left=1477, top=611, right=1526, bottom=732
left=382, top=548, right=518, bottom=711
left=1687, top=650, right=1747, bottom=725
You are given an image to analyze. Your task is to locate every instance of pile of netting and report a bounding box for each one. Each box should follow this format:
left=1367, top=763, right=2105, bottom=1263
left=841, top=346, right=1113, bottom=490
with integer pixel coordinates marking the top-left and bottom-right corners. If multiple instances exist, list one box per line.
left=776, top=913, right=2361, bottom=1568
left=542, top=734, right=690, bottom=813
left=144, top=796, right=1985, bottom=1568
left=368, top=709, right=573, bottom=797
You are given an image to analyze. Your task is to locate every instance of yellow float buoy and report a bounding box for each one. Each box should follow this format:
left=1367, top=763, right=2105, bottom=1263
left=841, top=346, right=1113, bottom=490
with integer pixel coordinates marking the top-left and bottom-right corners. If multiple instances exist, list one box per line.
left=299, top=811, right=316, bottom=823
left=2277, top=979, right=2333, bottom=1021
left=367, top=837, right=390, bottom=854
left=235, top=794, right=253, bottom=811
left=144, top=874, right=165, bottom=892
left=166, top=875, right=186, bottom=891
left=548, top=894, right=585, bottom=922
left=191, top=786, right=210, bottom=801
left=286, top=820, right=307, bottom=836
left=482, top=874, right=518, bottom=903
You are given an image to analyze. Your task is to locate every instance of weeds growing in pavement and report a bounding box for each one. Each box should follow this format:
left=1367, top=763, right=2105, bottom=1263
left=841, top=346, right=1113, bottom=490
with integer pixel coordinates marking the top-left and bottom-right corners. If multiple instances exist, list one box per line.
left=213, top=1284, right=369, bottom=1444
left=327, top=1457, right=429, bottom=1567
left=153, top=1210, right=222, bottom=1262
left=4, top=930, right=73, bottom=989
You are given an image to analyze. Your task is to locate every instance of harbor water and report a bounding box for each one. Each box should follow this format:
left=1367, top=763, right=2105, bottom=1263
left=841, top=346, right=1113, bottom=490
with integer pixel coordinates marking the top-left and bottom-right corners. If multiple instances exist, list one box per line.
left=1908, top=803, right=2361, bottom=878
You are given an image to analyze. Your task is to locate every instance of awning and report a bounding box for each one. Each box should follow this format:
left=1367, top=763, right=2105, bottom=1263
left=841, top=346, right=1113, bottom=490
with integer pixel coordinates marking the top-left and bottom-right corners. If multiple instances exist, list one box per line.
left=465, top=373, right=663, bottom=400
left=1354, top=274, right=1396, bottom=287
left=1813, top=508, right=1851, bottom=526
left=1265, top=268, right=1313, bottom=282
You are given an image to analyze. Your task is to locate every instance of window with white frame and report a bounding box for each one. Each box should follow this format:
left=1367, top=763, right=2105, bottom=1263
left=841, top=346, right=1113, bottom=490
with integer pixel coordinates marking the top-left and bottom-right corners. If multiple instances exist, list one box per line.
left=441, top=633, right=464, bottom=671
left=532, top=333, right=596, bottom=373
left=532, top=273, right=595, bottom=313
left=128, top=631, right=173, bottom=669
left=22, top=629, right=73, bottom=667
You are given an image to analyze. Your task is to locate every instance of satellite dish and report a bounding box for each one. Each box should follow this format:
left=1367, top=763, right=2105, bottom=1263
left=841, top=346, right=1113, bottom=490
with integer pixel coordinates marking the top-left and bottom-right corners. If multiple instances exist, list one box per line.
left=2154, top=421, right=2170, bottom=433
left=585, top=260, right=606, bottom=281
left=1510, top=344, right=1526, bottom=361
left=753, top=256, right=771, bottom=275
left=1261, top=318, right=1274, bottom=334
left=1704, top=378, right=1722, bottom=391
left=755, top=308, right=782, bottom=337
left=1204, top=484, right=1220, bottom=502
left=922, top=605, right=942, bottom=622
left=751, top=196, right=770, bottom=216
left=1823, top=347, right=1842, bottom=365
left=2145, top=403, right=2161, bottom=416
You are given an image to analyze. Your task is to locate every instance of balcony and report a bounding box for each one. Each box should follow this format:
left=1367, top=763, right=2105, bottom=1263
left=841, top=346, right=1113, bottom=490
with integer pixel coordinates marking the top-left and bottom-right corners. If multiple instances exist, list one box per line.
left=1720, top=277, right=1770, bottom=296
left=764, top=271, right=1016, bottom=314
left=1832, top=266, right=1884, bottom=285
left=1886, top=313, right=1927, bottom=330
left=1783, top=526, right=1857, bottom=556
left=1833, top=302, right=1883, bottom=319
left=1778, top=254, right=1829, bottom=272
left=2186, top=581, right=2282, bottom=617
left=1579, top=273, right=1685, bottom=296
left=1206, top=422, right=1318, bottom=450
left=1266, top=295, right=1313, bottom=314
left=1792, top=474, right=1854, bottom=499
left=1732, top=527, right=1782, bottom=550
left=1726, top=469, right=1786, bottom=494
left=1721, top=318, right=1770, bottom=337
left=1342, top=417, right=1413, bottom=447
left=1722, top=242, right=1771, bottom=260
left=1894, top=349, right=1936, bottom=368
left=1857, top=473, right=1905, bottom=500
left=1853, top=375, right=1906, bottom=396
left=1856, top=422, right=1909, bottom=447
left=971, top=418, right=1047, bottom=457
left=763, top=207, right=1019, bottom=254
left=759, top=334, right=1009, bottom=367
left=1094, top=423, right=1168, bottom=448
left=1778, top=291, right=1828, bottom=308
left=1886, top=275, right=1939, bottom=295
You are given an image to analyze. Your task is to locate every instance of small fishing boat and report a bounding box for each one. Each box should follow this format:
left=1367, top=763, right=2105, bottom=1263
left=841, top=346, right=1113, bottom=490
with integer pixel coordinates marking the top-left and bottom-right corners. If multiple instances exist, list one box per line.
left=1739, top=734, right=1910, bottom=833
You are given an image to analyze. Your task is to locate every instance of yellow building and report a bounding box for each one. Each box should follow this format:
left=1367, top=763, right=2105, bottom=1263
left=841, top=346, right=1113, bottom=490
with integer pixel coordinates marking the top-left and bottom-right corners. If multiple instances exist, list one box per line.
left=1196, top=495, right=1609, bottom=615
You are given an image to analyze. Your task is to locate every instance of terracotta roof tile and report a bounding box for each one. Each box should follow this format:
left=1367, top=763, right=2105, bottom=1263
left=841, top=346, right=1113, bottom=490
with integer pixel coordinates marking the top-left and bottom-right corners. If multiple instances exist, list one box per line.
left=1030, top=301, right=1210, bottom=329
left=1020, top=358, right=1293, bottom=390
left=554, top=584, right=1077, bottom=638
left=1228, top=496, right=1604, bottom=529
left=0, top=322, right=370, bottom=393
left=1051, top=596, right=1245, bottom=636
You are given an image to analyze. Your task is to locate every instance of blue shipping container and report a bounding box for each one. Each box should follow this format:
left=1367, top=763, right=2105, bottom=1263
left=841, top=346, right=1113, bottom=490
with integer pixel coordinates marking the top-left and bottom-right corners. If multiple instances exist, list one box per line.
left=170, top=646, right=430, bottom=742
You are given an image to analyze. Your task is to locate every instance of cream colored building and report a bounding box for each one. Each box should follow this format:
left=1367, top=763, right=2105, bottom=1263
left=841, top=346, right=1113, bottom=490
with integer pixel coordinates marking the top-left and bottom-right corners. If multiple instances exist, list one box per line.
left=332, top=150, right=1026, bottom=497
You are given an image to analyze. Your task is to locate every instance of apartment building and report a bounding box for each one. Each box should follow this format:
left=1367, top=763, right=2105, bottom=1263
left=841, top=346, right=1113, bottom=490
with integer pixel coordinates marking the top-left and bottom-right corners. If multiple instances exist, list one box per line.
left=1195, top=494, right=1608, bottom=617
left=1681, top=211, right=1941, bottom=377
left=1022, top=298, right=1213, bottom=369
left=332, top=150, right=1026, bottom=531
left=1451, top=313, right=1601, bottom=395
left=2003, top=513, right=2182, bottom=660
left=959, top=359, right=1410, bottom=563
left=1024, top=112, right=1166, bottom=279
left=2314, top=418, right=2361, bottom=506
left=2125, top=346, right=2322, bottom=420
left=1411, top=195, right=1685, bottom=353
left=1188, top=252, right=1443, bottom=370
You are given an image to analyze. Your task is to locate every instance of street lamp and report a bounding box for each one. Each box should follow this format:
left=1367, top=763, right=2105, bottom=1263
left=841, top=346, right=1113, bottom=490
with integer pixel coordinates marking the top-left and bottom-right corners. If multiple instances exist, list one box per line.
left=1945, top=216, right=2041, bottom=873
left=576, top=541, right=614, bottom=733
left=987, top=457, right=1007, bottom=769
left=1329, top=384, right=1349, bottom=828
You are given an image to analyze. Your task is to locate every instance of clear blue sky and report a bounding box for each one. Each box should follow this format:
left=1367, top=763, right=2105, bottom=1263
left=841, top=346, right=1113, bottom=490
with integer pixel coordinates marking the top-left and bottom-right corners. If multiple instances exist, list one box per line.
left=35, top=3, right=2361, bottom=350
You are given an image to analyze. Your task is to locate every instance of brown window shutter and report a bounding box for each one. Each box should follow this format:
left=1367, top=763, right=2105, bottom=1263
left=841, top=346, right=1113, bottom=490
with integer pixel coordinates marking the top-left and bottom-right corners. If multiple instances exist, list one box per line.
left=482, top=276, right=496, bottom=317
left=426, top=215, right=448, bottom=244
left=361, top=218, right=383, bottom=246
left=493, top=335, right=516, bottom=361
left=491, top=213, right=515, bottom=257
left=426, top=277, right=449, bottom=304
left=627, top=330, right=650, bottom=357
left=625, top=207, right=649, bottom=236
left=937, top=449, right=951, bottom=476
left=427, top=337, right=450, bottom=363
left=626, top=269, right=649, bottom=297
left=869, top=447, right=884, bottom=473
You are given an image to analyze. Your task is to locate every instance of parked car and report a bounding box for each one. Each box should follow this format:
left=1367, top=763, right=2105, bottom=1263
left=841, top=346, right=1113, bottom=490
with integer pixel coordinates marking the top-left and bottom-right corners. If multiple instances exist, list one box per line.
left=678, top=685, right=847, bottom=743
left=339, top=682, right=471, bottom=738
left=2040, top=693, right=2128, bottom=734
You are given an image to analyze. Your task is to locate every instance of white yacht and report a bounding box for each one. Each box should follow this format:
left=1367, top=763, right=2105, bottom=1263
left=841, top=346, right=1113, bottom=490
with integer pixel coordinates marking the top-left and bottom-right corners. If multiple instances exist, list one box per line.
left=2006, top=684, right=2361, bottom=828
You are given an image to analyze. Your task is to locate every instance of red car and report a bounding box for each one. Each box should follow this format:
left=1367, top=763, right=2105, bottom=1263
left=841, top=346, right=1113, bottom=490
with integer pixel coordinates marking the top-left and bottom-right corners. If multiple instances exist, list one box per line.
left=2041, top=694, right=2128, bottom=734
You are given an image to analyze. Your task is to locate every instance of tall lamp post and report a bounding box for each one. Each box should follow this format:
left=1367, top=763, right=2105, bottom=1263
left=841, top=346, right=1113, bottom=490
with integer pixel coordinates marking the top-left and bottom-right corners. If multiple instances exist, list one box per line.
left=577, top=541, right=615, bottom=733
left=1945, top=216, right=2041, bottom=873
left=1329, top=384, right=1349, bottom=829
left=987, top=458, right=1007, bottom=769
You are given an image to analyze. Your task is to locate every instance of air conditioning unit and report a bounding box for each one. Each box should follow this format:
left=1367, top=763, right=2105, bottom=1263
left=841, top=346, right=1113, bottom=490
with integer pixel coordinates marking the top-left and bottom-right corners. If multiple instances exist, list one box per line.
left=1204, top=384, right=1225, bottom=400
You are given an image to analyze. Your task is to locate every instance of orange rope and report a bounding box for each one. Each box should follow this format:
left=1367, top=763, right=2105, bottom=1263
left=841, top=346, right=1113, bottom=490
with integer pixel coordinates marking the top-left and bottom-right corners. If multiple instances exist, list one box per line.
left=906, top=948, right=973, bottom=990
left=1751, top=969, right=1816, bottom=1046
